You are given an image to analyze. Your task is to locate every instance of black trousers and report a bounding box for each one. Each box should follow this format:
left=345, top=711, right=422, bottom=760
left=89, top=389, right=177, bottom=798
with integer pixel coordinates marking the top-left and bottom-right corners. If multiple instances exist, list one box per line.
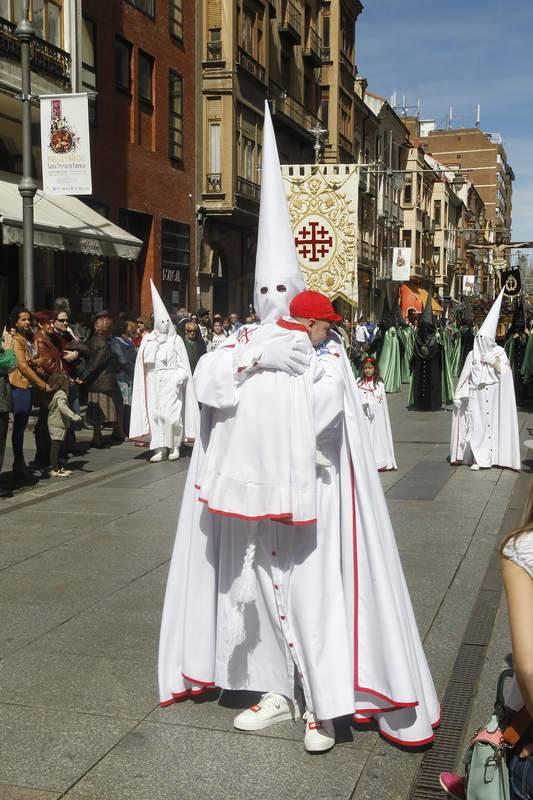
left=0, top=411, right=8, bottom=472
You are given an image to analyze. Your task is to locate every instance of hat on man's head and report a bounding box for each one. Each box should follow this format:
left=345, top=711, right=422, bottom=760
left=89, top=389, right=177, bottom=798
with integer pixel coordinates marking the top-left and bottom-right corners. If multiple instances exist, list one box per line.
left=197, top=307, right=210, bottom=316
left=94, top=309, right=112, bottom=320
left=290, top=291, right=342, bottom=322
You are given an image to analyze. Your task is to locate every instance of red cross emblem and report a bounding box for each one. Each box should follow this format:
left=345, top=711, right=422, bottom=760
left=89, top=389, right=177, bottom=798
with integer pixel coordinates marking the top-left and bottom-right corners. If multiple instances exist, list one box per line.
left=294, top=220, right=333, bottom=263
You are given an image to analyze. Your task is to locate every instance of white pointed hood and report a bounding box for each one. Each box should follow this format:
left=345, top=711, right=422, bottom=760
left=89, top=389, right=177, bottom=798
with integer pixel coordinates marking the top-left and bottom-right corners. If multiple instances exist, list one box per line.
left=471, top=288, right=505, bottom=386
left=150, top=279, right=174, bottom=337
left=254, top=101, right=305, bottom=324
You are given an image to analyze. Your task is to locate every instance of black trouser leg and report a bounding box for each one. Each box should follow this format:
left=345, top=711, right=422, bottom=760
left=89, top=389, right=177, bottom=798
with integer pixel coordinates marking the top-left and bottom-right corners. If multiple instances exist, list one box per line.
left=50, top=440, right=62, bottom=471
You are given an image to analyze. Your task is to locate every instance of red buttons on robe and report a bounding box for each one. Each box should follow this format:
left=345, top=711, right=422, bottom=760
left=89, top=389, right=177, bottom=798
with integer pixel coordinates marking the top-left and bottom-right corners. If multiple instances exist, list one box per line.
left=274, top=584, right=279, bottom=590
left=280, top=615, right=286, bottom=620
left=271, top=551, right=277, bottom=557
left=288, top=642, right=294, bottom=648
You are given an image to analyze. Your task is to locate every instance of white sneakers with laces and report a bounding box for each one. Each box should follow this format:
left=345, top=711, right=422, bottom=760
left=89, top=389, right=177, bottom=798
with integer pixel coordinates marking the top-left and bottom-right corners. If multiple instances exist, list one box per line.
left=50, top=468, right=73, bottom=477
left=233, top=692, right=300, bottom=731
left=233, top=693, right=335, bottom=752
left=303, top=711, right=335, bottom=753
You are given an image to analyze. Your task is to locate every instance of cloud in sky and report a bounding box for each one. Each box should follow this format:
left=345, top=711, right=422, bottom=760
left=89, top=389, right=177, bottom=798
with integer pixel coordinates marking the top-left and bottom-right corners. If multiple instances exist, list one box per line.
left=357, top=0, right=533, bottom=239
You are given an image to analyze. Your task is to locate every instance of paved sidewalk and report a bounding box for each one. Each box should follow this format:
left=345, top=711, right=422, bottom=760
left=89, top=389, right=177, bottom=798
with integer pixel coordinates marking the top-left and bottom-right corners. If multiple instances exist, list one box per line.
left=0, top=389, right=530, bottom=800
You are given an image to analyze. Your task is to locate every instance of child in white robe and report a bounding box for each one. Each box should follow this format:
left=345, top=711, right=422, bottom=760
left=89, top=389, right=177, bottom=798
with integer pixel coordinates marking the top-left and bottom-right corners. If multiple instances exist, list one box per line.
left=357, top=356, right=397, bottom=471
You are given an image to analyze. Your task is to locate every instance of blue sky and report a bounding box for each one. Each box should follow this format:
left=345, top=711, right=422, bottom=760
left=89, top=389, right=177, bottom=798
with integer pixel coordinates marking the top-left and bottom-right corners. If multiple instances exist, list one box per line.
left=357, top=0, right=533, bottom=241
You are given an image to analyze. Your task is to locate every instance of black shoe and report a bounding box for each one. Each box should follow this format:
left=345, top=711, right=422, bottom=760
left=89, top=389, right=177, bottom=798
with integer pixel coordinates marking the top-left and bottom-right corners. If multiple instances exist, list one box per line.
left=12, top=461, right=34, bottom=478
left=0, top=486, right=12, bottom=498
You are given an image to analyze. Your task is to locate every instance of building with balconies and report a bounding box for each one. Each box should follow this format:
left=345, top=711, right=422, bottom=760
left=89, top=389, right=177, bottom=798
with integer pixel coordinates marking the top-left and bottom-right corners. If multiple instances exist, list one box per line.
left=399, top=143, right=439, bottom=290
left=363, top=89, right=410, bottom=317
left=0, top=0, right=76, bottom=312
left=198, top=0, right=322, bottom=314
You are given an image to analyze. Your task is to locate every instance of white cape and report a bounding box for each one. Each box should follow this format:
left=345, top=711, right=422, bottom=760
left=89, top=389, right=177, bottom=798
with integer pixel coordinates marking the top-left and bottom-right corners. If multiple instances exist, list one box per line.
left=450, top=349, right=520, bottom=470
left=357, top=378, right=397, bottom=471
left=159, top=332, right=440, bottom=747
left=129, top=332, right=199, bottom=448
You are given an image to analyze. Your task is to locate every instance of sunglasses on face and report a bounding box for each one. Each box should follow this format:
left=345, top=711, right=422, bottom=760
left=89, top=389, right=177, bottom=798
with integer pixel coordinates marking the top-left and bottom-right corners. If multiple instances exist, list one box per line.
left=57, top=318, right=69, bottom=323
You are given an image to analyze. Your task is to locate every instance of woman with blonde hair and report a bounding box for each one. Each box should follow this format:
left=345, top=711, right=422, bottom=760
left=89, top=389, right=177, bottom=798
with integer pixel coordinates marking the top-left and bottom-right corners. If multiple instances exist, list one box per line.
left=500, top=490, right=533, bottom=799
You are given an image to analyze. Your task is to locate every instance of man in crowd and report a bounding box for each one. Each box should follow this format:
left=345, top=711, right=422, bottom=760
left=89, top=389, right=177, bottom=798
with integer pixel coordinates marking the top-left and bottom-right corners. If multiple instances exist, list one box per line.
left=197, top=308, right=211, bottom=345
left=228, top=312, right=242, bottom=333
left=0, top=335, right=16, bottom=497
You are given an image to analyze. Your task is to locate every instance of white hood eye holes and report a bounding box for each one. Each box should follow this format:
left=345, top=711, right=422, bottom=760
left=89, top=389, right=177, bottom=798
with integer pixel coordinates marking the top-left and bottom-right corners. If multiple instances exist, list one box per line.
left=276, top=284, right=287, bottom=293
left=260, top=286, right=268, bottom=295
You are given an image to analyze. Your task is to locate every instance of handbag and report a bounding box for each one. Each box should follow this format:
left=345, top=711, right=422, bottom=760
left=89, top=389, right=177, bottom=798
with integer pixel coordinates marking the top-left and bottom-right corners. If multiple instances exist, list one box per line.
left=463, top=669, right=531, bottom=800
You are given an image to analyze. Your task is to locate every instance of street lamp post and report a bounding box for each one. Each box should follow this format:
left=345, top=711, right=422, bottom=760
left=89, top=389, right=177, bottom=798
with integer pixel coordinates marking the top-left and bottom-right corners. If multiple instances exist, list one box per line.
left=15, top=1, right=37, bottom=309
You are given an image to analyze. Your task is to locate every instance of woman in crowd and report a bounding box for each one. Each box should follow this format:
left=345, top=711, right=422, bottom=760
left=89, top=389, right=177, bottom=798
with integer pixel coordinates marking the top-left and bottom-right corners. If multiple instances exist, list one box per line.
left=7, top=308, right=51, bottom=477
left=33, top=310, right=63, bottom=467
left=85, top=311, right=123, bottom=448
left=440, top=494, right=533, bottom=800
left=207, top=318, right=228, bottom=351
left=501, top=497, right=533, bottom=799
left=0, top=333, right=16, bottom=497
left=111, top=320, right=137, bottom=436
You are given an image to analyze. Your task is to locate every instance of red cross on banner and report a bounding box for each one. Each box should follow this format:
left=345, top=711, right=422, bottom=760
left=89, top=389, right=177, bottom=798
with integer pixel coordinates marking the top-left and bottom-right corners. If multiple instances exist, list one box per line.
left=294, top=220, right=333, bottom=263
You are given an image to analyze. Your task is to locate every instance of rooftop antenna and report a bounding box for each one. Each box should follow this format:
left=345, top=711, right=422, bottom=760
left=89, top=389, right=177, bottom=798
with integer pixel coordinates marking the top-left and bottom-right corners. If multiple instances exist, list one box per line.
left=448, top=106, right=453, bottom=129
left=475, top=103, right=481, bottom=128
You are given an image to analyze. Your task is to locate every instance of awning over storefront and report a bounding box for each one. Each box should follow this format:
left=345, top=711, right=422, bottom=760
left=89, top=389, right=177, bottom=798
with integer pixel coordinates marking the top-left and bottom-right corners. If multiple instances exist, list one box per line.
left=400, top=282, right=442, bottom=316
left=0, top=172, right=142, bottom=260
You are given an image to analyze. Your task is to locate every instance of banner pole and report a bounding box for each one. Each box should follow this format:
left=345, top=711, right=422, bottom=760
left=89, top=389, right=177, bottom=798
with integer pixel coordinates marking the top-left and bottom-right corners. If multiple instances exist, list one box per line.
left=16, top=3, right=37, bottom=309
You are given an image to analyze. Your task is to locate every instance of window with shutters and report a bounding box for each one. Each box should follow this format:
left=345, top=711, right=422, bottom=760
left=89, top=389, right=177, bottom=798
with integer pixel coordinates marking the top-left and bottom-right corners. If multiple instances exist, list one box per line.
left=3, top=0, right=64, bottom=46
left=125, top=0, right=154, bottom=17
left=82, top=16, right=96, bottom=125
left=169, top=71, right=184, bottom=161
left=169, top=0, right=183, bottom=40
left=138, top=50, right=154, bottom=105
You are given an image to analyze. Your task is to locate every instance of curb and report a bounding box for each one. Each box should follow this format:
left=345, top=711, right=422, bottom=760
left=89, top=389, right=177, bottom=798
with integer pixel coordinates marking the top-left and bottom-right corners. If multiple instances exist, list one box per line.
left=0, top=452, right=148, bottom=516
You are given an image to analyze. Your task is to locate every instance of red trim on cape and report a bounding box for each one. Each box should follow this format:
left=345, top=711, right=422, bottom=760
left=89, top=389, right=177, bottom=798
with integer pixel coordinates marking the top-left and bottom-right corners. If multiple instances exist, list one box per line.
left=355, top=701, right=419, bottom=714
left=181, top=673, right=216, bottom=687
left=276, top=318, right=308, bottom=333
left=198, top=496, right=316, bottom=525
left=352, top=707, right=441, bottom=747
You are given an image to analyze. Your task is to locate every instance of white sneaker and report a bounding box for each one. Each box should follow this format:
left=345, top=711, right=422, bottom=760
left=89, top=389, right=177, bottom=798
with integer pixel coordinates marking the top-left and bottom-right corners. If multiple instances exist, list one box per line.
left=233, top=692, right=300, bottom=731
left=150, top=448, right=167, bottom=463
left=470, top=463, right=480, bottom=471
left=50, top=468, right=72, bottom=477
left=303, top=711, right=335, bottom=753
left=168, top=447, right=180, bottom=461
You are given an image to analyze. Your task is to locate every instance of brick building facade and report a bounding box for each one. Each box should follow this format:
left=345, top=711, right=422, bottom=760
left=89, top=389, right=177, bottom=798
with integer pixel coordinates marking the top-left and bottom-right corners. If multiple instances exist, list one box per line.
left=81, top=0, right=196, bottom=316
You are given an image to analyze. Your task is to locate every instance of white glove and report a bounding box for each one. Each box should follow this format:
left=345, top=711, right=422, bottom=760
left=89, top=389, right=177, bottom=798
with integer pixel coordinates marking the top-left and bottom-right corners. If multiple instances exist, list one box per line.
left=256, top=337, right=310, bottom=376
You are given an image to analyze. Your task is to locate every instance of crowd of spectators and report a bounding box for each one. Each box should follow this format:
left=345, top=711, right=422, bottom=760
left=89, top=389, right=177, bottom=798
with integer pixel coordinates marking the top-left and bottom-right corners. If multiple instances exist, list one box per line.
left=0, top=300, right=252, bottom=498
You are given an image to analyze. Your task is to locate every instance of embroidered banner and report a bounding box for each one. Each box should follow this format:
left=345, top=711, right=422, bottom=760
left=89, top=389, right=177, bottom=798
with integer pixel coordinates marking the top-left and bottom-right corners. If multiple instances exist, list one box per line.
left=40, top=93, right=92, bottom=195
left=281, top=165, right=358, bottom=306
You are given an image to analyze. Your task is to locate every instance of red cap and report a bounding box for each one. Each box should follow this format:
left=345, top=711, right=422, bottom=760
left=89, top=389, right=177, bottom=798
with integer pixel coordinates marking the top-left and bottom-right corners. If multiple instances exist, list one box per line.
left=289, top=291, right=342, bottom=322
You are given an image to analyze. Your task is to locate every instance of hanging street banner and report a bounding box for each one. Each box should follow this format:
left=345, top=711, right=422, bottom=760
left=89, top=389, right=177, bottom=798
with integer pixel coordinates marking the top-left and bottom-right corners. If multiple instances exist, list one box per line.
left=281, top=165, right=358, bottom=306
left=40, top=93, right=92, bottom=195
left=392, top=247, right=411, bottom=281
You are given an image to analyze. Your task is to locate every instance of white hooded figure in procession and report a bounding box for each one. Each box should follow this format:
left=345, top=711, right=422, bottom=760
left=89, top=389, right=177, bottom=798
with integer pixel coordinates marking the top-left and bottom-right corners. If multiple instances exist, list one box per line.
left=129, top=280, right=200, bottom=462
left=357, top=355, right=397, bottom=471
left=450, top=288, right=520, bottom=471
left=158, top=102, right=440, bottom=753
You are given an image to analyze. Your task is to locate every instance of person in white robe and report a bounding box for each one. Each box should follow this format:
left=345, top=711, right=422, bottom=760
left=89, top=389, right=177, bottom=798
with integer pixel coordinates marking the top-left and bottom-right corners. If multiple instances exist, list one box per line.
left=158, top=105, right=440, bottom=753
left=357, top=356, right=397, bottom=471
left=130, top=280, right=199, bottom=462
left=450, top=288, right=520, bottom=471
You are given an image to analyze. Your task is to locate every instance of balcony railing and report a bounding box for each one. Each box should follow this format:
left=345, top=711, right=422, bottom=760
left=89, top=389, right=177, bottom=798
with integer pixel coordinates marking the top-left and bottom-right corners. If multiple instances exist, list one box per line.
left=302, top=26, right=321, bottom=65
left=237, top=176, right=260, bottom=203
left=206, top=173, right=222, bottom=193
left=321, top=46, right=331, bottom=61
left=279, top=0, right=302, bottom=45
left=206, top=39, right=223, bottom=62
left=274, top=88, right=321, bottom=136
left=0, top=16, right=71, bottom=86
left=236, top=47, right=266, bottom=83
